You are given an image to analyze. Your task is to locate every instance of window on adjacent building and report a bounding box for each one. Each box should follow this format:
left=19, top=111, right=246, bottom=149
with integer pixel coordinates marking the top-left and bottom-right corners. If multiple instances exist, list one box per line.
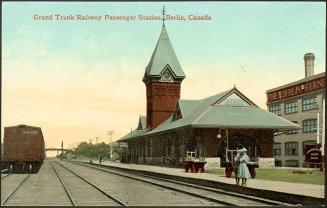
left=286, top=121, right=298, bottom=134
left=269, top=105, right=281, bottom=116
left=285, top=142, right=298, bottom=156
left=303, top=119, right=317, bottom=133
left=285, top=101, right=298, bottom=114
left=285, top=160, right=299, bottom=167
left=275, top=160, right=282, bottom=167
left=302, top=140, right=317, bottom=155
left=274, top=143, right=281, bottom=156
left=302, top=98, right=317, bottom=111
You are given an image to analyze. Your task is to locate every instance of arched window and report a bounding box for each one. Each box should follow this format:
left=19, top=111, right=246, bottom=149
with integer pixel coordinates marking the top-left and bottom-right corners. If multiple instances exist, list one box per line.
left=285, top=142, right=298, bottom=156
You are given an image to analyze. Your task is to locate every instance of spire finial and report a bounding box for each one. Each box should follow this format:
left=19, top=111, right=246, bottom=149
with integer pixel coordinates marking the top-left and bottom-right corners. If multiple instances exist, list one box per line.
left=162, top=5, right=166, bottom=26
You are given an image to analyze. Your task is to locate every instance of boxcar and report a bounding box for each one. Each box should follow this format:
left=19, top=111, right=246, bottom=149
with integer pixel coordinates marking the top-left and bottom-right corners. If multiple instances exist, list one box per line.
left=3, top=125, right=45, bottom=173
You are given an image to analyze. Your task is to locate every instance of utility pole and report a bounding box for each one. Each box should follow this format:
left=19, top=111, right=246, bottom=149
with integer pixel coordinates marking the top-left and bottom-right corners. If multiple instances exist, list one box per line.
left=89, top=139, right=93, bottom=162
left=95, top=137, right=100, bottom=144
left=317, top=111, right=320, bottom=144
left=322, top=98, right=325, bottom=156
left=107, top=130, right=115, bottom=159
left=61, top=141, right=64, bottom=160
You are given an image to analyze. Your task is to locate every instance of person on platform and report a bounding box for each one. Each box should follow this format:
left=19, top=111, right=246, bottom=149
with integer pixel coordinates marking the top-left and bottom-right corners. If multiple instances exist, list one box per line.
left=99, top=155, right=103, bottom=164
left=234, top=149, right=241, bottom=185
left=237, top=148, right=252, bottom=186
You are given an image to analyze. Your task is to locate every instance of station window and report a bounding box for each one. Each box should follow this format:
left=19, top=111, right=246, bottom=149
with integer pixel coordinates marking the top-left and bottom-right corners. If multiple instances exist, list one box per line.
left=302, top=140, right=317, bottom=155
left=285, top=160, right=299, bottom=167
left=285, top=142, right=298, bottom=156
left=303, top=119, right=317, bottom=133
left=302, top=98, right=317, bottom=111
left=274, top=143, right=281, bottom=156
left=269, top=105, right=281, bottom=116
left=285, top=101, right=298, bottom=114
left=275, top=160, right=282, bottom=167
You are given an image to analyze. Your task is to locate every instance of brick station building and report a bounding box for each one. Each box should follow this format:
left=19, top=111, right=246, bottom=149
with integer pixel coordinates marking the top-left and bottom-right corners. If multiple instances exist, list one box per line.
left=119, top=24, right=298, bottom=168
left=267, top=53, right=325, bottom=167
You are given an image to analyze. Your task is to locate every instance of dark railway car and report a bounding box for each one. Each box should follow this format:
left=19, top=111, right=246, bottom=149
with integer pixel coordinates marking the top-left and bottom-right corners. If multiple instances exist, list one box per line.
left=3, top=125, right=45, bottom=173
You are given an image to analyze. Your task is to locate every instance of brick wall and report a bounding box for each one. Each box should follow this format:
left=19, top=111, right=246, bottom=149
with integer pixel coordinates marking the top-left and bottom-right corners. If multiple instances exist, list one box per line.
left=127, top=127, right=274, bottom=165
left=146, top=82, right=181, bottom=130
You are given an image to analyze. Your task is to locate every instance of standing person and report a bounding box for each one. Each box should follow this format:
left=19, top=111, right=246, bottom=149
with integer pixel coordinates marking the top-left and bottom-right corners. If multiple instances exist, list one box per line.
left=99, top=154, right=103, bottom=164
left=234, top=149, right=241, bottom=185
left=237, top=148, right=252, bottom=186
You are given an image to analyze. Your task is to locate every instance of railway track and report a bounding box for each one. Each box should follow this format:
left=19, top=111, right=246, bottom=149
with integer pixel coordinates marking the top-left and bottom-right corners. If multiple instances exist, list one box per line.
left=1, top=174, right=30, bottom=206
left=62, top=160, right=292, bottom=206
left=50, top=161, right=126, bottom=206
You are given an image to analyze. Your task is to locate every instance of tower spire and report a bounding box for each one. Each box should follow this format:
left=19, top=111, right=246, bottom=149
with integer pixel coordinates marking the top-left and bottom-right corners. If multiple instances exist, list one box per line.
left=162, top=5, right=165, bottom=26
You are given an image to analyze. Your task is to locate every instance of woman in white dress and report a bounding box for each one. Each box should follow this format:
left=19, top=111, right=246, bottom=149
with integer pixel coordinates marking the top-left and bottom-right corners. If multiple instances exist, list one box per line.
left=237, top=148, right=252, bottom=186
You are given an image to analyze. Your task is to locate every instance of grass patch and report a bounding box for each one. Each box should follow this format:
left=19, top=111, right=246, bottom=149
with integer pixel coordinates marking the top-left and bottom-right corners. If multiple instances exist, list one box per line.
left=206, top=168, right=324, bottom=185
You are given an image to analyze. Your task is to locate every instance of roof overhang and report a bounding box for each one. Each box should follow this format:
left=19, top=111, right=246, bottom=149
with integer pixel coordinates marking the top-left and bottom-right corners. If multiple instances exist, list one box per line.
left=190, top=124, right=300, bottom=131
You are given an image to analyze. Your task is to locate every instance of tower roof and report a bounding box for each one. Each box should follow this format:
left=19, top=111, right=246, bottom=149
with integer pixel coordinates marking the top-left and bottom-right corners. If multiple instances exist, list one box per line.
left=143, top=25, right=185, bottom=82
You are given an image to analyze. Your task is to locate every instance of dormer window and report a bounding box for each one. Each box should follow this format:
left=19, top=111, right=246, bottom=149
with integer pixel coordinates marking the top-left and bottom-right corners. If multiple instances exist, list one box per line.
left=137, top=116, right=146, bottom=130
left=172, top=102, right=183, bottom=121
left=160, top=67, right=175, bottom=82
left=137, top=122, right=143, bottom=130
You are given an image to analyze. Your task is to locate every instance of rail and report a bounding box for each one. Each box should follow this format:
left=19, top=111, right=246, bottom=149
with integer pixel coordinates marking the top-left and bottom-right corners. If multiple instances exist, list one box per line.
left=68, top=160, right=288, bottom=206
left=54, top=161, right=127, bottom=206
left=1, top=174, right=31, bottom=206
left=50, top=162, right=76, bottom=206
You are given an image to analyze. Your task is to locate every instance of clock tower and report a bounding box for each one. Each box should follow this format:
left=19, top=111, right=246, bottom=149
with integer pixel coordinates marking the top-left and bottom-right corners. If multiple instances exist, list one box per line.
left=143, top=24, right=186, bottom=130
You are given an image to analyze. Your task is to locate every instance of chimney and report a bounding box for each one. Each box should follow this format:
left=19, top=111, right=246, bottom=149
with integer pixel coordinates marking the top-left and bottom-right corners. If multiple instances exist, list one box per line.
left=304, top=53, right=315, bottom=77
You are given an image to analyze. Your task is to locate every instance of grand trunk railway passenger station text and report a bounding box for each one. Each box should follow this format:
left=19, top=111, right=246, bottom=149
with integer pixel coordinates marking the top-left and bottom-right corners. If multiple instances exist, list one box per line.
left=33, top=14, right=212, bottom=22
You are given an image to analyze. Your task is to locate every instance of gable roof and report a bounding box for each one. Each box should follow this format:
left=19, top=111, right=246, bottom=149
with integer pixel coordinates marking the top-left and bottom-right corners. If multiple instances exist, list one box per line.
left=143, top=25, right=185, bottom=82
left=119, top=87, right=300, bottom=142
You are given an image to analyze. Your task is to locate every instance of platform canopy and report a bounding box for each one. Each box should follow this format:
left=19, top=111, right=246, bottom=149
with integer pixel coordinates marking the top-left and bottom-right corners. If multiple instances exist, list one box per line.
left=119, top=87, right=300, bottom=141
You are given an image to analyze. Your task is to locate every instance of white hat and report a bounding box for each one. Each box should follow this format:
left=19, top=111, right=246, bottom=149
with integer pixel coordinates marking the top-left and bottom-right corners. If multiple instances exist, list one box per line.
left=240, top=147, right=247, bottom=152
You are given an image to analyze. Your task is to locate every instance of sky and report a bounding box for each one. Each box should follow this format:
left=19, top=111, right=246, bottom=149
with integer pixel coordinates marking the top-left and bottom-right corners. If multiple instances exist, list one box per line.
left=2, top=2, right=325, bottom=151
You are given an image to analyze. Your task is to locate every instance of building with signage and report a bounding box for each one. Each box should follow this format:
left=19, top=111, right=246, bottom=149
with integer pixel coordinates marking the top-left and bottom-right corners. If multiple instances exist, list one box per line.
left=266, top=53, right=325, bottom=167
left=118, top=22, right=299, bottom=168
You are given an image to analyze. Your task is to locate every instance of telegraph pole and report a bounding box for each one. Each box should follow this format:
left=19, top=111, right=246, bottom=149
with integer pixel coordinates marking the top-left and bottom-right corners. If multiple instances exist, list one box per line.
left=322, top=98, right=325, bottom=156
left=61, top=141, right=64, bottom=160
left=89, top=139, right=93, bottom=162
left=95, top=137, right=100, bottom=144
left=107, top=130, right=115, bottom=159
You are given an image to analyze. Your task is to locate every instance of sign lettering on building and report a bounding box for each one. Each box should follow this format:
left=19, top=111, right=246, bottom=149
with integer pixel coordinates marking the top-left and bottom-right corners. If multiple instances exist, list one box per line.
left=267, top=77, right=325, bottom=103
left=22, top=130, right=38, bottom=135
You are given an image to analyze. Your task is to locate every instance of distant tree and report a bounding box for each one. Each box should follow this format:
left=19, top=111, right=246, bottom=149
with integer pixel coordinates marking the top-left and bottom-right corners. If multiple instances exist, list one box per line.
left=71, top=141, right=126, bottom=161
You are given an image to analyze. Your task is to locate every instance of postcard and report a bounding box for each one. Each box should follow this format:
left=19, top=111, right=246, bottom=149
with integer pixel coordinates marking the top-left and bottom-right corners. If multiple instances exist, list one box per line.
left=1, top=1, right=325, bottom=206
